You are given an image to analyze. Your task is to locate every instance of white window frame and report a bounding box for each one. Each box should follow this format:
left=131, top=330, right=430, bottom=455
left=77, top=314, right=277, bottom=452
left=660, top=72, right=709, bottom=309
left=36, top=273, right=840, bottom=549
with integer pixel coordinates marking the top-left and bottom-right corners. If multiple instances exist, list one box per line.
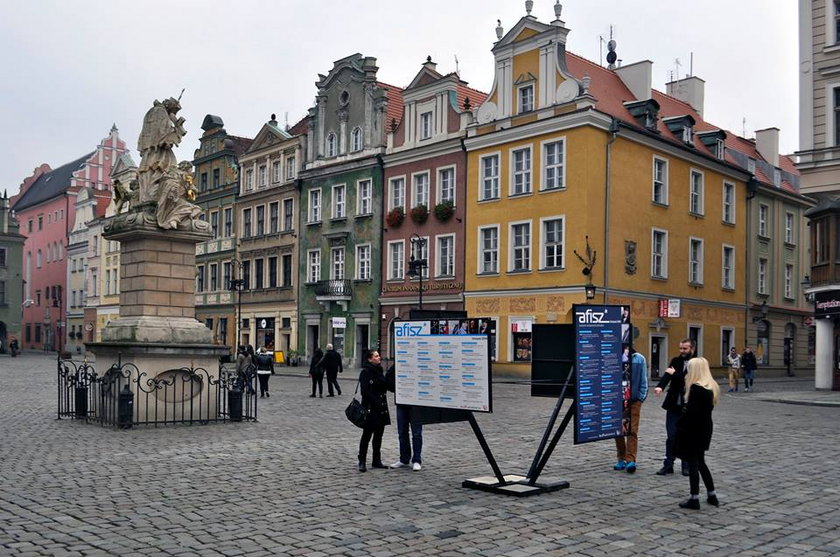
left=332, top=184, right=346, bottom=219
left=351, top=127, right=363, bottom=151
left=242, top=208, right=252, bottom=238
left=286, top=155, right=296, bottom=180
left=508, top=220, right=532, bottom=272
left=258, top=165, right=267, bottom=188
left=517, top=83, right=534, bottom=113
left=689, top=169, right=704, bottom=215
left=758, top=203, right=769, bottom=237
left=651, top=228, right=668, bottom=279
left=689, top=237, right=704, bottom=285
left=436, top=234, right=455, bottom=278
left=480, top=153, right=500, bottom=201
left=330, top=247, right=345, bottom=280
left=356, top=244, right=371, bottom=281
left=722, top=181, right=735, bottom=224
left=309, top=188, right=321, bottom=223
left=540, top=215, right=565, bottom=270
left=244, top=169, right=253, bottom=191
left=307, top=249, right=321, bottom=283
left=785, top=212, right=795, bottom=244
left=357, top=179, right=372, bottom=215
left=824, top=0, right=840, bottom=47
left=283, top=198, right=294, bottom=232
left=758, top=257, right=768, bottom=295
left=784, top=264, right=794, bottom=299
left=420, top=111, right=432, bottom=140
left=478, top=225, right=500, bottom=274
left=272, top=161, right=282, bottom=183
left=389, top=176, right=405, bottom=210
left=541, top=138, right=566, bottom=192
left=722, top=244, right=735, bottom=290
left=388, top=240, right=405, bottom=280
left=412, top=171, right=430, bottom=208
left=652, top=156, right=669, bottom=205
left=437, top=165, right=456, bottom=205
left=326, top=132, right=337, bottom=157
left=510, top=146, right=532, bottom=196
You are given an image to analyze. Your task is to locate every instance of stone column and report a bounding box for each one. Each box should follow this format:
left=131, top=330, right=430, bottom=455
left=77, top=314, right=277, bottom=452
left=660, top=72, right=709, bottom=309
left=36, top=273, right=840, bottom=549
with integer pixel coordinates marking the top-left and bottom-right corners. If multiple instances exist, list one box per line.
left=815, top=318, right=833, bottom=390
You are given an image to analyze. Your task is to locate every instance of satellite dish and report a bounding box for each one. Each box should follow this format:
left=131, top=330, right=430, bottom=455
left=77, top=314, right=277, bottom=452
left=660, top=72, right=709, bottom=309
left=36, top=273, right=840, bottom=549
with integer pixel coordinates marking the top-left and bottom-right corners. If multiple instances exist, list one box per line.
left=607, top=39, right=617, bottom=51
left=606, top=51, right=617, bottom=64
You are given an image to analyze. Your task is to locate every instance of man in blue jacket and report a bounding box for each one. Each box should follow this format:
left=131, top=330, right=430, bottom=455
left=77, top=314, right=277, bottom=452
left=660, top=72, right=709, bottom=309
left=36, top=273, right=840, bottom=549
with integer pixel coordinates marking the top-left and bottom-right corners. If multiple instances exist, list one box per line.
left=613, top=346, right=648, bottom=474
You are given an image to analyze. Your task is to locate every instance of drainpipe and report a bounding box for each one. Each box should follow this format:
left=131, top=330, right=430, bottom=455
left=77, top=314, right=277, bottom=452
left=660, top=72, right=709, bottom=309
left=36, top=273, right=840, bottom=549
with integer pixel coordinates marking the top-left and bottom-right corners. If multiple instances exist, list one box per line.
left=604, top=118, right=620, bottom=304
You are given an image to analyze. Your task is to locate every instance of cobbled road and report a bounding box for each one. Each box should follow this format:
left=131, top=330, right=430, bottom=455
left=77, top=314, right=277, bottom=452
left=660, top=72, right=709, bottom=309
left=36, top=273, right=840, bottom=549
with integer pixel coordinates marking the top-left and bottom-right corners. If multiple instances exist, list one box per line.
left=1, top=354, right=838, bottom=556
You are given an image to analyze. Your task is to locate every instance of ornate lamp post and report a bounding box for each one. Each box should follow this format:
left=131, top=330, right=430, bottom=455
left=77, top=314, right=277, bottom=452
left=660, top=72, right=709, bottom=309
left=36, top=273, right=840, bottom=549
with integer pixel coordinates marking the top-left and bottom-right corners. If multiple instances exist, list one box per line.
left=574, top=236, right=598, bottom=302
left=408, top=234, right=428, bottom=310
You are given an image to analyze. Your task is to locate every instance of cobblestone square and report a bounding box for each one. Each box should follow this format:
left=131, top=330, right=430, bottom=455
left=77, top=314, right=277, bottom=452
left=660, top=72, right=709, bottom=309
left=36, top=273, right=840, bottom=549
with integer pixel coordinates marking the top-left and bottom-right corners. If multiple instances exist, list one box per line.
left=1, top=354, right=838, bottom=556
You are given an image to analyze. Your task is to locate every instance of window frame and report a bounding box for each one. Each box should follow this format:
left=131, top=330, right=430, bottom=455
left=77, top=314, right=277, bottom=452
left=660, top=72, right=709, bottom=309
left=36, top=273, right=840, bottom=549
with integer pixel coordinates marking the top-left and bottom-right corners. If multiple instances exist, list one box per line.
left=351, top=126, right=363, bottom=151
left=356, top=244, right=371, bottom=281
left=722, top=181, right=735, bottom=224
left=242, top=208, right=252, bottom=238
left=330, top=247, right=345, bottom=280
left=326, top=132, right=337, bottom=157
left=307, top=249, right=321, bottom=283
left=479, top=153, right=501, bottom=201
left=309, top=188, right=322, bottom=223
left=689, top=237, right=704, bottom=285
left=652, top=156, right=669, bottom=205
left=508, top=220, right=532, bottom=273
left=269, top=202, right=279, bottom=234
left=758, top=257, right=768, bottom=295
left=517, top=83, right=534, bottom=114
left=420, top=111, right=432, bottom=140
left=689, top=169, right=705, bottom=216
left=435, top=234, right=455, bottom=278
left=283, top=198, right=294, bottom=232
left=721, top=244, right=735, bottom=290
left=785, top=211, right=795, bottom=244
left=478, top=225, right=500, bottom=275
left=758, top=203, right=769, bottom=237
left=357, top=179, right=373, bottom=215
left=388, top=240, right=405, bottom=280
left=540, top=215, right=565, bottom=271
left=437, top=165, right=456, bottom=205
left=510, top=146, right=532, bottom=196
left=784, top=264, right=794, bottom=299
left=332, top=184, right=346, bottom=219
left=412, top=171, right=430, bottom=208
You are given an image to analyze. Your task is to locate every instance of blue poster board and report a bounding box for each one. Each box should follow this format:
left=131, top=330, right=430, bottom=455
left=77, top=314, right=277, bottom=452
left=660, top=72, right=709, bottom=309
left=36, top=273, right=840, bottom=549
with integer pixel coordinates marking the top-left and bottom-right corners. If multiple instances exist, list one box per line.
left=573, top=305, right=625, bottom=444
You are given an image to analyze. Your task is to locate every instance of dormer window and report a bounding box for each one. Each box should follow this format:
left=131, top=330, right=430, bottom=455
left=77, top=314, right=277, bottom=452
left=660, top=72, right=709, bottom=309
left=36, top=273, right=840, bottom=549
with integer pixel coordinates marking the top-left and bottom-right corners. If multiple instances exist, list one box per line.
left=773, top=168, right=781, bottom=187
left=351, top=127, right=363, bottom=151
left=682, top=126, right=693, bottom=143
left=420, top=112, right=432, bottom=140
left=747, top=158, right=756, bottom=174
left=715, top=139, right=725, bottom=159
left=663, top=115, right=697, bottom=146
left=624, top=99, right=660, bottom=131
left=697, top=129, right=727, bottom=160
left=326, top=132, right=337, bottom=157
left=518, top=84, right=534, bottom=114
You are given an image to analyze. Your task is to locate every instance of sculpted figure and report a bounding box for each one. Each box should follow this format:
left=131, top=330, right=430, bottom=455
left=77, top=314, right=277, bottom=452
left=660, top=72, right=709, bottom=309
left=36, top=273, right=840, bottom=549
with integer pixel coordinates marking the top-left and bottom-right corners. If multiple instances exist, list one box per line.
left=113, top=175, right=139, bottom=214
left=138, top=97, right=186, bottom=202
left=155, top=161, right=201, bottom=229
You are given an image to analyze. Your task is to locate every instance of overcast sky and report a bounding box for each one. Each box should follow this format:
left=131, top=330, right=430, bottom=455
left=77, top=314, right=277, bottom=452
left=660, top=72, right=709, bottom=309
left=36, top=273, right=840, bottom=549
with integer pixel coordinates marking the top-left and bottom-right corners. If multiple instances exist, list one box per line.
left=1, top=0, right=798, bottom=194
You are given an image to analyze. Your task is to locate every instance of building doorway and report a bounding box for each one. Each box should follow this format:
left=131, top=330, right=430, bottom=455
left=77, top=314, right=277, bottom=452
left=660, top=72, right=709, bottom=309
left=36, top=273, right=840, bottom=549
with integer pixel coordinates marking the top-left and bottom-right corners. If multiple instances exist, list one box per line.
left=649, top=334, right=666, bottom=379
left=355, top=324, right=369, bottom=367
left=306, top=324, right=320, bottom=360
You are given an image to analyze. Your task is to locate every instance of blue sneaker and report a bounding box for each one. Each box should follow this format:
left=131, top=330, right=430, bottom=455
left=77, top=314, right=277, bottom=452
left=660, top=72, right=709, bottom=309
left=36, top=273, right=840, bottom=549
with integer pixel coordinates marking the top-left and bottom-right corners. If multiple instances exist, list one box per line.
left=613, top=460, right=627, bottom=470
left=626, top=461, right=637, bottom=473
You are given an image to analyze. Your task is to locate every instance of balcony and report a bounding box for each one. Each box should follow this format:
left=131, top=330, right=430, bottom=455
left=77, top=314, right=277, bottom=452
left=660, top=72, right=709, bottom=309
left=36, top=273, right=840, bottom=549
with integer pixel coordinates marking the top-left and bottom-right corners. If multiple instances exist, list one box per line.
left=314, top=279, right=352, bottom=311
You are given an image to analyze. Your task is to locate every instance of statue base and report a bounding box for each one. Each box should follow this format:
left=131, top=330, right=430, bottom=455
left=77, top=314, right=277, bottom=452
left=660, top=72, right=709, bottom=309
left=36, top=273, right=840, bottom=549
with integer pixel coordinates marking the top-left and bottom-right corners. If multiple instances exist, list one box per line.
left=101, top=315, right=214, bottom=344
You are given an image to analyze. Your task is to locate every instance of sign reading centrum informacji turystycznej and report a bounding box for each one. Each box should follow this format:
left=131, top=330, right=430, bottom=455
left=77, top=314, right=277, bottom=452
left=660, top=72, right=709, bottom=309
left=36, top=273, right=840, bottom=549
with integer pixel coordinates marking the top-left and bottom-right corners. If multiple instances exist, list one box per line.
left=393, top=320, right=492, bottom=413
left=573, top=305, right=625, bottom=444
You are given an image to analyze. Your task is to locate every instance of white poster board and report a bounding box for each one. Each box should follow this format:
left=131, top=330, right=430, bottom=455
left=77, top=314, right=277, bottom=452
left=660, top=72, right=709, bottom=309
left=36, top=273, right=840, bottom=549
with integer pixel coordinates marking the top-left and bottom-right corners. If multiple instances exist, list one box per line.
left=393, top=322, right=491, bottom=412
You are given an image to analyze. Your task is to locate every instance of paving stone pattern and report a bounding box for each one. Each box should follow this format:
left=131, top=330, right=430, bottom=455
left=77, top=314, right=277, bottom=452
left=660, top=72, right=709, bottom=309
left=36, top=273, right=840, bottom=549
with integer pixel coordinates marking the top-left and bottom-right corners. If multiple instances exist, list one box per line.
left=1, top=354, right=839, bottom=556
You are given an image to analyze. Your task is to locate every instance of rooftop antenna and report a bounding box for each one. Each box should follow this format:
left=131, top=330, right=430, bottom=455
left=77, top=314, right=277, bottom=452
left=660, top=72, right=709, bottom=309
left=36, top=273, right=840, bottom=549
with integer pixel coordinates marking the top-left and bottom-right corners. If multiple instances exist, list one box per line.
left=284, top=111, right=289, bottom=130
left=674, top=58, right=682, bottom=81
left=454, top=54, right=460, bottom=77
left=742, top=117, right=747, bottom=138
left=177, top=88, right=185, bottom=101
left=689, top=52, right=694, bottom=77
left=599, top=34, right=605, bottom=66
left=606, top=26, right=617, bottom=70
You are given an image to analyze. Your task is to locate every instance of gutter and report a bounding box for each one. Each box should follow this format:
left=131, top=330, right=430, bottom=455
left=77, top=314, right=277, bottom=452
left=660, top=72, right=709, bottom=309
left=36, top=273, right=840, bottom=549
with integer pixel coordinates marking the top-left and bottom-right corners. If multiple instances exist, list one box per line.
left=604, top=118, right=620, bottom=303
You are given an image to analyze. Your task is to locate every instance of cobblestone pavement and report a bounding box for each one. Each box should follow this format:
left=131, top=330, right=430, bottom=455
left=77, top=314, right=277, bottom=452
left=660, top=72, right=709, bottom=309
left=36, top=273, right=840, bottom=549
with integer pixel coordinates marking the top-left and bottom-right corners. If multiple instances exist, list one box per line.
left=1, top=353, right=838, bottom=556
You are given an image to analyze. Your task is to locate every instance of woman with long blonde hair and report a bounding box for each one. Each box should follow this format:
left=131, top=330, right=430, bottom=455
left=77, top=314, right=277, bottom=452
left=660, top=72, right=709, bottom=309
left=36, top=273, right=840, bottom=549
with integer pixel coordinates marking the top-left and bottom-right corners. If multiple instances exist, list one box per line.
left=675, top=357, right=720, bottom=509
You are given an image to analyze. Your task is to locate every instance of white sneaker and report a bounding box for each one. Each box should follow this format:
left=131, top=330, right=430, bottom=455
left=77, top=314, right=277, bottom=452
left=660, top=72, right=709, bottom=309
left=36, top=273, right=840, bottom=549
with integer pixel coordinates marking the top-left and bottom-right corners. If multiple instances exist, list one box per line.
left=412, top=462, right=422, bottom=471
left=389, top=460, right=408, bottom=469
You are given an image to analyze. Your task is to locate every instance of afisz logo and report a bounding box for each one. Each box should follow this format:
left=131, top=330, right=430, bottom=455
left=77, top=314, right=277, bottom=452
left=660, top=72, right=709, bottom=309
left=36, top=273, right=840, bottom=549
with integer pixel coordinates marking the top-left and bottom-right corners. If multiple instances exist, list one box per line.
left=577, top=308, right=607, bottom=324
left=395, top=322, right=425, bottom=337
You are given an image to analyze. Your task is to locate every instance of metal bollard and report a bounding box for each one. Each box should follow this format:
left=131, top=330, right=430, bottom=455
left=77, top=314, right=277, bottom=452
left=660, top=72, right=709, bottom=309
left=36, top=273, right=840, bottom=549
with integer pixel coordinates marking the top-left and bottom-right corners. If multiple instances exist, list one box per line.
left=118, top=384, right=134, bottom=429
left=228, top=385, right=243, bottom=422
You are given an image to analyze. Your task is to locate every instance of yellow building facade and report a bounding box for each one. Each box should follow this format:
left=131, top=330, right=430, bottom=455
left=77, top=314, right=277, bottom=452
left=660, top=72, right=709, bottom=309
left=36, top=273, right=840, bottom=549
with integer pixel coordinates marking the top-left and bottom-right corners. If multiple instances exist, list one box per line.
left=464, top=14, right=750, bottom=375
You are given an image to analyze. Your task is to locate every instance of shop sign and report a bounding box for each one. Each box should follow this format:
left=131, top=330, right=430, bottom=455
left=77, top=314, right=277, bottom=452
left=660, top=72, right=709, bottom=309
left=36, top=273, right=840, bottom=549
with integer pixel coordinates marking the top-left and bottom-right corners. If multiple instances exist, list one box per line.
left=815, top=291, right=840, bottom=318
left=332, top=317, right=347, bottom=328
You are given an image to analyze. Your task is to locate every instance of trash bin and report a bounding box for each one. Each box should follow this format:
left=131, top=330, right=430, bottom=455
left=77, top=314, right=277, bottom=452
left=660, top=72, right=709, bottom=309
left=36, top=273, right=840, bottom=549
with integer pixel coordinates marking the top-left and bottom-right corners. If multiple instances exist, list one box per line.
left=228, top=386, right=243, bottom=422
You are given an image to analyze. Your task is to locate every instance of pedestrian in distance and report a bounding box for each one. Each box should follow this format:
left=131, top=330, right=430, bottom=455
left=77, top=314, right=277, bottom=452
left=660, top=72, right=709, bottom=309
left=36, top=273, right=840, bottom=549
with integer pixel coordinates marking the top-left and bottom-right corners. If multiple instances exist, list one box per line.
left=675, top=357, right=720, bottom=510
left=726, top=347, right=741, bottom=393
left=385, top=363, right=424, bottom=471
left=741, top=346, right=758, bottom=392
left=320, top=343, right=343, bottom=396
left=309, top=347, right=324, bottom=398
left=255, top=346, right=275, bottom=398
left=654, top=338, right=695, bottom=477
left=235, top=345, right=255, bottom=394
left=357, top=349, right=390, bottom=472
left=613, top=346, right=648, bottom=474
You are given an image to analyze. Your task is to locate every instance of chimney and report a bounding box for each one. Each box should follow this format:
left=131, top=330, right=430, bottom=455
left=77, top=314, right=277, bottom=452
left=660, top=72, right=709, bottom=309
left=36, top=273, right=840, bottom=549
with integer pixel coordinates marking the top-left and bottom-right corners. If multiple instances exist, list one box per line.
left=615, top=60, right=653, bottom=101
left=755, top=127, right=780, bottom=166
left=423, top=56, right=437, bottom=72
left=666, top=76, right=705, bottom=117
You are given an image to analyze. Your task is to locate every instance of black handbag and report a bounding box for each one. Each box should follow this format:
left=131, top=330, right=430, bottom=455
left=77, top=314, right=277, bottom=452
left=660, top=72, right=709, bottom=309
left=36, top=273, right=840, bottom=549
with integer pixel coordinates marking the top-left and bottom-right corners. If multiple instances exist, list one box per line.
left=345, top=381, right=368, bottom=428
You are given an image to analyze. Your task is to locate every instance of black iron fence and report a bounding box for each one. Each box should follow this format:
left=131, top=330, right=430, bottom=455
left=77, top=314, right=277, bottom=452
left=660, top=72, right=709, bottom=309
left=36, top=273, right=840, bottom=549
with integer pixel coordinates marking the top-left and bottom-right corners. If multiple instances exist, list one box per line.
left=57, top=357, right=258, bottom=428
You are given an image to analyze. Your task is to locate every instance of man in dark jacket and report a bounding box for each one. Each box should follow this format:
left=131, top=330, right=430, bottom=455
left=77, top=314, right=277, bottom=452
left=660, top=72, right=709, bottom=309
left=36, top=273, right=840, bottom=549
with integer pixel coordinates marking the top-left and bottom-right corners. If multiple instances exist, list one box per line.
left=654, top=338, right=695, bottom=476
left=320, top=343, right=343, bottom=396
left=741, top=346, right=758, bottom=392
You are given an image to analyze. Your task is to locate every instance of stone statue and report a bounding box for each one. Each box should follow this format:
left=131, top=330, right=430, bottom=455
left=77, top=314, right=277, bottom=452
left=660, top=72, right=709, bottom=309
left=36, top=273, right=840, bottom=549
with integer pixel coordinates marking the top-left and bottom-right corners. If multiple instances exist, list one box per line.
left=137, top=96, right=187, bottom=203
left=155, top=161, right=201, bottom=229
left=113, top=174, right=139, bottom=214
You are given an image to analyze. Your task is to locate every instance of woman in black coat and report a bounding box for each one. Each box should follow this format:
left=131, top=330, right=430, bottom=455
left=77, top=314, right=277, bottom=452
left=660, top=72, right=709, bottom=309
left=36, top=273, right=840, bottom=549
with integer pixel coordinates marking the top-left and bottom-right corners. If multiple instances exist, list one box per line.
left=357, top=349, right=390, bottom=472
left=675, top=357, right=720, bottom=509
left=309, top=348, right=324, bottom=398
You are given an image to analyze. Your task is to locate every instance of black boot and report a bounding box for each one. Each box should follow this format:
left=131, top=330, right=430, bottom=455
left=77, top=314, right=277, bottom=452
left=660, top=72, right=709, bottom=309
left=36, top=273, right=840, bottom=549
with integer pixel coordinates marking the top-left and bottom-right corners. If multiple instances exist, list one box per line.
left=358, top=460, right=367, bottom=472
left=679, top=498, right=700, bottom=510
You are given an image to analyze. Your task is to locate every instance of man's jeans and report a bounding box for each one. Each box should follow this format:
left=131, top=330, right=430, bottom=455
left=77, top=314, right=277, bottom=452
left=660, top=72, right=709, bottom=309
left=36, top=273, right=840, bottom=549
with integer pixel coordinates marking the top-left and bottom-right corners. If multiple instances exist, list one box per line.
left=396, top=404, right=423, bottom=465
left=664, top=409, right=681, bottom=468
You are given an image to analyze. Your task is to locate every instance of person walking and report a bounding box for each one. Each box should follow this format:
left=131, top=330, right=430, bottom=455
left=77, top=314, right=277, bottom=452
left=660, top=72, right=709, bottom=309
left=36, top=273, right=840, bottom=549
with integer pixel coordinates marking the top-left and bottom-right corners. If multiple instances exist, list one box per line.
left=654, top=338, right=695, bottom=476
left=321, top=343, right=343, bottom=396
left=385, top=364, right=424, bottom=471
left=676, top=357, right=720, bottom=510
left=613, top=347, right=648, bottom=474
left=255, top=346, right=275, bottom=398
left=235, top=345, right=255, bottom=394
left=741, top=346, right=757, bottom=392
left=726, top=347, right=741, bottom=393
left=357, top=349, right=390, bottom=472
left=309, top=348, right=325, bottom=398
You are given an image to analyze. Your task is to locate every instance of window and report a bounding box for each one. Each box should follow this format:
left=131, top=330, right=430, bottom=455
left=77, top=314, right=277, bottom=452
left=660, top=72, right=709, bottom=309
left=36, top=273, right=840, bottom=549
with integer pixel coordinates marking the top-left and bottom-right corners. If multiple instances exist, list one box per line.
left=356, top=245, right=371, bottom=280
left=38, top=216, right=43, bottom=230
left=223, top=262, right=231, bottom=291
left=683, top=126, right=693, bottom=143
left=438, top=167, right=455, bottom=204
left=197, top=265, right=205, bottom=292
left=357, top=179, right=372, bottom=215
left=326, top=132, right=337, bottom=157
left=758, top=204, right=769, bottom=237
left=814, top=217, right=829, bottom=264
left=219, top=317, right=228, bottom=345
left=480, top=227, right=499, bottom=274
left=785, top=264, right=794, bottom=299
left=518, top=84, right=534, bottom=113
left=283, top=199, right=294, bottom=231
left=213, top=168, right=219, bottom=188
left=269, top=202, right=279, bottom=233
left=331, top=248, right=345, bottom=280
left=211, top=211, right=219, bottom=238
left=245, top=169, right=253, bottom=190
left=286, top=156, right=296, bottom=180
left=722, top=245, right=735, bottom=290
left=268, top=257, right=278, bottom=288
left=649, top=157, right=668, bottom=204
left=689, top=238, right=704, bottom=284
left=773, top=168, right=781, bottom=187
left=224, top=208, right=233, bottom=237
left=420, top=112, right=432, bottom=139
left=200, top=173, right=208, bottom=192
left=309, top=189, right=321, bottom=222
left=210, top=263, right=219, bottom=291
left=282, top=254, right=292, bottom=287
left=351, top=127, right=363, bottom=151
left=511, top=148, right=532, bottom=195
left=256, top=205, right=265, bottom=236
left=35, top=324, right=41, bottom=343
left=332, top=185, right=346, bottom=219
left=785, top=212, right=794, bottom=244
left=307, top=250, right=321, bottom=283
left=689, top=170, right=704, bottom=215
left=835, top=0, right=840, bottom=43
left=28, top=219, right=32, bottom=233
left=36, top=250, right=42, bottom=268
left=273, top=161, right=282, bottom=183
left=480, top=154, right=500, bottom=200
left=105, top=270, right=111, bottom=295
left=389, top=241, right=405, bottom=280
left=243, top=208, right=252, bottom=237
left=722, top=182, right=735, bottom=224
left=436, top=235, right=454, bottom=277
left=242, top=260, right=251, bottom=290
left=758, top=258, right=768, bottom=294
left=715, top=139, right=725, bottom=160
left=412, top=173, right=429, bottom=208
left=510, top=222, right=531, bottom=271
left=46, top=247, right=51, bottom=264
left=254, top=259, right=263, bottom=289
left=541, top=217, right=564, bottom=269
left=410, top=237, right=429, bottom=279
left=834, top=87, right=840, bottom=146
left=389, top=177, right=405, bottom=210
left=258, top=166, right=267, bottom=188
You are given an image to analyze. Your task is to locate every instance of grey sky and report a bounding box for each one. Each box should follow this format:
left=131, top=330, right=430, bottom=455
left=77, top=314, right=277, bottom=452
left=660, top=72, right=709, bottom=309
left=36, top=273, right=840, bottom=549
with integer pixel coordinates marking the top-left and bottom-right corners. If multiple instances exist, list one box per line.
left=1, top=0, right=798, bottom=194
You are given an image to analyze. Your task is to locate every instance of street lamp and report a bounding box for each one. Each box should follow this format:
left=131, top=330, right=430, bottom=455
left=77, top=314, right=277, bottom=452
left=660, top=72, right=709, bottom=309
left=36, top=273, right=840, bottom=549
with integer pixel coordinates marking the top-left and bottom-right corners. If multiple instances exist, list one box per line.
left=801, top=275, right=815, bottom=304
left=574, top=235, right=598, bottom=302
left=229, top=278, right=245, bottom=350
left=751, top=300, right=769, bottom=323
left=407, top=234, right=427, bottom=310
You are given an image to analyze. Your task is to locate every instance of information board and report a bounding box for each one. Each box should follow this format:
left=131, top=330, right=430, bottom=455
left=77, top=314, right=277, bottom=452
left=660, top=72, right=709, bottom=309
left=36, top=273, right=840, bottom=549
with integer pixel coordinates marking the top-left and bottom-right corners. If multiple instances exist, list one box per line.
left=573, top=305, right=625, bottom=444
left=393, top=321, right=492, bottom=412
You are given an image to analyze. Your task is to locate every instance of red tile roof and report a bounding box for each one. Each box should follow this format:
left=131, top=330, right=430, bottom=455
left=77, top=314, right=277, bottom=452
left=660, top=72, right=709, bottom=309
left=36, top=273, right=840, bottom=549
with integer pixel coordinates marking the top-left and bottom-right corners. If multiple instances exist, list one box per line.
left=377, top=81, right=405, bottom=128
left=455, top=81, right=488, bottom=111
left=288, top=115, right=310, bottom=136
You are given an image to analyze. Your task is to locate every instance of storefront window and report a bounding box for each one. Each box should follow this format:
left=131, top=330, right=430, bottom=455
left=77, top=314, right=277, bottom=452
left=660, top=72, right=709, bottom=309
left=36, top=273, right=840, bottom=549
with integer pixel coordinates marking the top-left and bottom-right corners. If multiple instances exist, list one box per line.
left=756, top=319, right=770, bottom=365
left=511, top=319, right=533, bottom=362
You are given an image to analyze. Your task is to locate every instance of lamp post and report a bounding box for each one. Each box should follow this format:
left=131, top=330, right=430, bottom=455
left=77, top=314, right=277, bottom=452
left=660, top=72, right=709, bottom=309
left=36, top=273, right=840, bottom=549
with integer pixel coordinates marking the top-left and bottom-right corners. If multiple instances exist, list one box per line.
left=751, top=300, right=769, bottom=323
left=408, top=234, right=428, bottom=310
left=229, top=278, right=244, bottom=349
left=574, top=236, right=598, bottom=303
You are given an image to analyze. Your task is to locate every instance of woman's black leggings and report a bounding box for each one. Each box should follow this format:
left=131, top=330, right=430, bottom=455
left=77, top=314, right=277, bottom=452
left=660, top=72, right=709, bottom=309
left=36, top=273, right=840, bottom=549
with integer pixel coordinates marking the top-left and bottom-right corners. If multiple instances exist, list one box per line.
left=358, top=424, right=385, bottom=464
left=685, top=451, right=715, bottom=495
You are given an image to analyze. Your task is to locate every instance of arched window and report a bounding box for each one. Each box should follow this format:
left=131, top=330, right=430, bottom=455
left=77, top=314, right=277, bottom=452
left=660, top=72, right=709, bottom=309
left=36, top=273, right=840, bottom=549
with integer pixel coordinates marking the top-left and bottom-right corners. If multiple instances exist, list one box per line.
left=58, top=242, right=63, bottom=260
left=46, top=246, right=51, bottom=263
left=326, top=132, right=337, bottom=157
left=351, top=127, right=363, bottom=151
left=36, top=250, right=42, bottom=268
